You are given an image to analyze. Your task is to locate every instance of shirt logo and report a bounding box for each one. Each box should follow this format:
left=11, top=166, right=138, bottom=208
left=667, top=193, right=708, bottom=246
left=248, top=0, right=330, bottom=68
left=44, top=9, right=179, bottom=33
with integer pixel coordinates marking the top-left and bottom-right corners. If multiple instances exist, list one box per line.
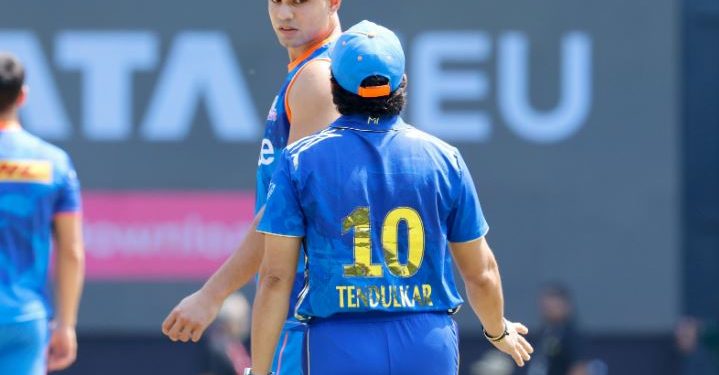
left=0, top=160, right=52, bottom=184
left=258, top=138, right=275, bottom=166
left=266, top=96, right=279, bottom=122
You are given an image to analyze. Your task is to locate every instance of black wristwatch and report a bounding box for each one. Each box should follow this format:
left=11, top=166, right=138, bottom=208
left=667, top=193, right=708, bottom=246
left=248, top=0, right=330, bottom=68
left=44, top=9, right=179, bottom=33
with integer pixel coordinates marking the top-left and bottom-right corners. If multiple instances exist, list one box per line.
left=243, top=369, right=274, bottom=375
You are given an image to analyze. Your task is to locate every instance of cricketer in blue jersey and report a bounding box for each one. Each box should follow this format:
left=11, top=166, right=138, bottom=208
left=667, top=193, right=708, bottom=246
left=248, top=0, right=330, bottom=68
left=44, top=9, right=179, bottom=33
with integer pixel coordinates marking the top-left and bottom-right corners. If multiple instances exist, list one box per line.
left=163, top=1, right=343, bottom=374
left=250, top=21, right=534, bottom=375
left=253, top=28, right=336, bottom=375
left=0, top=53, right=85, bottom=374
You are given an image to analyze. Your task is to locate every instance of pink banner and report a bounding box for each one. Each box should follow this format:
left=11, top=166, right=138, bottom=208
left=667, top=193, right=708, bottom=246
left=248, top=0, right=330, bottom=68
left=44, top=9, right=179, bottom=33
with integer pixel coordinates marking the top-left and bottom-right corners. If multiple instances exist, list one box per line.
left=82, top=191, right=254, bottom=280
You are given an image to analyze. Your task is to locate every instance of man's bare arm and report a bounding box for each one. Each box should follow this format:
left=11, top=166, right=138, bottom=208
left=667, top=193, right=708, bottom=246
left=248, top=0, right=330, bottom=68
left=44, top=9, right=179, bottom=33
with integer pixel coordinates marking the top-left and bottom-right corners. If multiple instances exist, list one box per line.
left=250, top=234, right=301, bottom=374
left=53, top=213, right=85, bottom=327
left=287, top=59, right=340, bottom=144
left=451, top=237, right=504, bottom=336
left=450, top=236, right=533, bottom=367
left=202, top=207, right=266, bottom=303
left=162, top=207, right=265, bottom=342
left=48, top=213, right=85, bottom=371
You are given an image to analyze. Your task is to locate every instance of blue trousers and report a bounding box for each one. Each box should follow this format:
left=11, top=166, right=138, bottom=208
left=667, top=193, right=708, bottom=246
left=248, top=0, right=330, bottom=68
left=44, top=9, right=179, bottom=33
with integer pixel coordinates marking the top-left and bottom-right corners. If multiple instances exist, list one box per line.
left=272, top=320, right=306, bottom=375
left=303, top=312, right=459, bottom=375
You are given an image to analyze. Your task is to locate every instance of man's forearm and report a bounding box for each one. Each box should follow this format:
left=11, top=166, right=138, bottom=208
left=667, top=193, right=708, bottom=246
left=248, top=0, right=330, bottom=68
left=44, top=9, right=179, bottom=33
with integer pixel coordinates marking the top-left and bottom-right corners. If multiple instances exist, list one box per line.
left=201, top=226, right=264, bottom=302
left=251, top=279, right=292, bottom=374
left=55, top=245, right=84, bottom=327
left=451, top=240, right=532, bottom=366
left=201, top=211, right=265, bottom=303
left=466, top=261, right=505, bottom=337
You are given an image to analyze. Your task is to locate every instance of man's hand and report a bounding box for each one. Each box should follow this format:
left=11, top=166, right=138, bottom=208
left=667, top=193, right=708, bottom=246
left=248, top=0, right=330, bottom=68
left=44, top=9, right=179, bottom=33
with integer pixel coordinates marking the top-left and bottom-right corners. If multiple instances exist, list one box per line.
left=162, top=289, right=223, bottom=342
left=489, top=320, right=534, bottom=367
left=47, top=324, right=77, bottom=372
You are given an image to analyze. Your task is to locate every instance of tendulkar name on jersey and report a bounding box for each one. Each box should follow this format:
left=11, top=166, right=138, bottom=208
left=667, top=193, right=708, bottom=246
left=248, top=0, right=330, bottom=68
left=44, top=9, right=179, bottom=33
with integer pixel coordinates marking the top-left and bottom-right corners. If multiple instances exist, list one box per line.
left=335, top=283, right=434, bottom=310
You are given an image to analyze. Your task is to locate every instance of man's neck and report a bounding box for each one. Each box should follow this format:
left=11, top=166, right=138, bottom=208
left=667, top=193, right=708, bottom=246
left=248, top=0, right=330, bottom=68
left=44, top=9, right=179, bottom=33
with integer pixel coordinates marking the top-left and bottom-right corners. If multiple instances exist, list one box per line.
left=0, top=113, right=20, bottom=130
left=287, top=22, right=341, bottom=62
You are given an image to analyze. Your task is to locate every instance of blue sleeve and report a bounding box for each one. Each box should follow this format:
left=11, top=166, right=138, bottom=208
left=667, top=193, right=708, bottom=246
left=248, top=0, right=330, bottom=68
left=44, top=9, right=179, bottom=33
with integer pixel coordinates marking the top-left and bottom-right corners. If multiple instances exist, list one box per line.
left=447, top=150, right=489, bottom=243
left=256, top=152, right=306, bottom=237
left=54, top=155, right=81, bottom=215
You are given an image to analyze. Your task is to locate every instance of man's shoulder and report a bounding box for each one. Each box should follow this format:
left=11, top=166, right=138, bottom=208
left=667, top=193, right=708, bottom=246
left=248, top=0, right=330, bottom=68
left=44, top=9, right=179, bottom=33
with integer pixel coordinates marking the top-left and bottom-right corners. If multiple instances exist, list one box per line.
left=288, top=58, right=331, bottom=98
left=14, top=130, right=70, bottom=163
left=283, top=127, right=343, bottom=165
left=395, top=123, right=465, bottom=176
left=399, top=124, right=458, bottom=156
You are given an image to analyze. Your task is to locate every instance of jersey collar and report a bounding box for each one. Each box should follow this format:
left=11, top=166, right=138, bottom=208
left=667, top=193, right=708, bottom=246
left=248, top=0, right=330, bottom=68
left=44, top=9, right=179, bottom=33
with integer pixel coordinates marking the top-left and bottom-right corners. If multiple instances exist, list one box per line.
left=287, top=34, right=337, bottom=72
left=330, top=114, right=406, bottom=132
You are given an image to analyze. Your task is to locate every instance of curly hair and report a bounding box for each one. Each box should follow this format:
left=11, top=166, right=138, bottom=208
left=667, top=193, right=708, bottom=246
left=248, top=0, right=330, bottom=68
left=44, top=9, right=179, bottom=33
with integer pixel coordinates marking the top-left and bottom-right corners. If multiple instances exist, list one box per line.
left=331, top=74, right=407, bottom=118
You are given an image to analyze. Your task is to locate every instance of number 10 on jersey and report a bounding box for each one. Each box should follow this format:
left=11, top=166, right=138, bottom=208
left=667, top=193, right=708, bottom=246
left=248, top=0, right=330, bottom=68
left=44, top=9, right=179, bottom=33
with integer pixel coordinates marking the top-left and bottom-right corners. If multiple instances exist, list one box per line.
left=342, top=207, right=425, bottom=278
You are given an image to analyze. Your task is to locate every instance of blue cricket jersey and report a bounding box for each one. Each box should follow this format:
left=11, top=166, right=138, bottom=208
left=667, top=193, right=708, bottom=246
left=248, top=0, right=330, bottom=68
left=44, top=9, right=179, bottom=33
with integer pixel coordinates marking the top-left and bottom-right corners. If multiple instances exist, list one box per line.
left=255, top=37, right=335, bottom=320
left=257, top=115, right=489, bottom=320
left=0, top=126, right=81, bottom=324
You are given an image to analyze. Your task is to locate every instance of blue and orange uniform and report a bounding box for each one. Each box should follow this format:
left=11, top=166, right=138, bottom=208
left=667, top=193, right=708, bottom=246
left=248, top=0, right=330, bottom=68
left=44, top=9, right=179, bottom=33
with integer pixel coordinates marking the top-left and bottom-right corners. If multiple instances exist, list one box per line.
left=257, top=20, right=490, bottom=375
left=0, top=123, right=81, bottom=375
left=256, top=35, right=335, bottom=375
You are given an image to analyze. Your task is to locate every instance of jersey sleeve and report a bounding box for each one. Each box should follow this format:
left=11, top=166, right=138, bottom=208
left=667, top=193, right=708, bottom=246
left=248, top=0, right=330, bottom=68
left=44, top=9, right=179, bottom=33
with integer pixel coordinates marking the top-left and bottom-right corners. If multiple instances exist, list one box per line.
left=257, top=152, right=306, bottom=237
left=54, top=154, right=81, bottom=215
left=447, top=150, right=489, bottom=243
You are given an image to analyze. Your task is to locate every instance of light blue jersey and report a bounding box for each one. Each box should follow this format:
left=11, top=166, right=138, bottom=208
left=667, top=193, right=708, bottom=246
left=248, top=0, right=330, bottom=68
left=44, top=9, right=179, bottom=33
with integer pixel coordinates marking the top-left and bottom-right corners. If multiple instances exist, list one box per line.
left=257, top=114, right=488, bottom=320
left=0, top=127, right=81, bottom=325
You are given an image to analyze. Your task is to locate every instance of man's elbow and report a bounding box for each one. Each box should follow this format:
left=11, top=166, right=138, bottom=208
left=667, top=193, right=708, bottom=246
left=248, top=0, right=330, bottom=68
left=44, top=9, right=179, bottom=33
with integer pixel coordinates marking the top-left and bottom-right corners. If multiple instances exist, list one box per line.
left=258, top=269, right=294, bottom=292
left=58, top=244, right=85, bottom=264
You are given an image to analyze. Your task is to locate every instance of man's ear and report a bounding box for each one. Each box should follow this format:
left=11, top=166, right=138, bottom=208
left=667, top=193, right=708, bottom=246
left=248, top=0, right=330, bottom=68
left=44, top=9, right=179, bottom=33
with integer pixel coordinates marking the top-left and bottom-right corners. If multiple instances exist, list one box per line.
left=16, top=85, right=28, bottom=108
left=329, top=0, right=341, bottom=13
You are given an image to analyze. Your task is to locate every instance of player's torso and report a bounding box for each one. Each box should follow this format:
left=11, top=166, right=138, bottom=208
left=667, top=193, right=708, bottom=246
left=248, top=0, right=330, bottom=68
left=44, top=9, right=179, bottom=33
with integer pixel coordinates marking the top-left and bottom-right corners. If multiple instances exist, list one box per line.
left=0, top=130, right=69, bottom=322
left=0, top=130, right=64, bottom=252
left=289, top=116, right=465, bottom=320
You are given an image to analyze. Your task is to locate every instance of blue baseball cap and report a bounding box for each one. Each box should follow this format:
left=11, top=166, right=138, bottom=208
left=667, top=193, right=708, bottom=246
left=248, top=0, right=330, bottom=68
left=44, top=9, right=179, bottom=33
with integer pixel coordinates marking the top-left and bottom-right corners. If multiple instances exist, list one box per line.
left=330, top=20, right=405, bottom=98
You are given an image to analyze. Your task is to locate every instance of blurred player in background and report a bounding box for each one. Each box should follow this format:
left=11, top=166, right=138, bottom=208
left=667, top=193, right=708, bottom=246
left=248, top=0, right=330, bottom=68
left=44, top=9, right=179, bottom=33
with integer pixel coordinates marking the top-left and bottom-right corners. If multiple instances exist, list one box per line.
left=471, top=350, right=515, bottom=375
left=162, top=0, right=342, bottom=374
left=528, top=284, right=588, bottom=375
left=0, top=52, right=85, bottom=374
left=676, top=316, right=719, bottom=374
left=249, top=21, right=533, bottom=375
left=203, top=293, right=252, bottom=375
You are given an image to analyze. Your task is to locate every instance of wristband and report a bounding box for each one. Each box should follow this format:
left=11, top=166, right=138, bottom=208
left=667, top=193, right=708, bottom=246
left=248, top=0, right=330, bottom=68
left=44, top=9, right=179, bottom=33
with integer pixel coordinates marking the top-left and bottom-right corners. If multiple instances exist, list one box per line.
left=483, top=320, right=509, bottom=342
left=243, top=369, right=274, bottom=375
